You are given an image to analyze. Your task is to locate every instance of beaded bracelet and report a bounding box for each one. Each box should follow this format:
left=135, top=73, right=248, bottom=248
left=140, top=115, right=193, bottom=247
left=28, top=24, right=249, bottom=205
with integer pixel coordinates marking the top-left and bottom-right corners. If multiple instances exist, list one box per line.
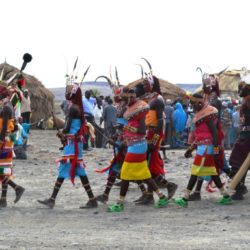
left=151, top=134, right=160, bottom=145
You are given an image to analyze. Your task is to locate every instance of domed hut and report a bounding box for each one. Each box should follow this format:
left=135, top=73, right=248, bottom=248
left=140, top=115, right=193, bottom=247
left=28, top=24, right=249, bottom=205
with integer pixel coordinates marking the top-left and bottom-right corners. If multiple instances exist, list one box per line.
left=0, top=63, right=54, bottom=123
left=127, top=78, right=186, bottom=102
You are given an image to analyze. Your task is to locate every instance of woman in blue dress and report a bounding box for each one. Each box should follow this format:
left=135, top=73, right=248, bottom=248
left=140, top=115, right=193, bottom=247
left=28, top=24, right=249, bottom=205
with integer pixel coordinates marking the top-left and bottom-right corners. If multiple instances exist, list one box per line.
left=38, top=83, right=97, bottom=209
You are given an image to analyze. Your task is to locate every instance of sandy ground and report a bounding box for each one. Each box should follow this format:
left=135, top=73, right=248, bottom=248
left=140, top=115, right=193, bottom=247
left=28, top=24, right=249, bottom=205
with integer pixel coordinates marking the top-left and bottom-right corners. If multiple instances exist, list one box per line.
left=0, top=130, right=249, bottom=250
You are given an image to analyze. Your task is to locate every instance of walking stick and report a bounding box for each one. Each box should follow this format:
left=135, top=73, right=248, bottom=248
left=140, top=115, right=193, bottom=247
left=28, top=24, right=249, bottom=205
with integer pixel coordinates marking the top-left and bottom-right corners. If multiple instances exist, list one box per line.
left=230, top=152, right=250, bottom=190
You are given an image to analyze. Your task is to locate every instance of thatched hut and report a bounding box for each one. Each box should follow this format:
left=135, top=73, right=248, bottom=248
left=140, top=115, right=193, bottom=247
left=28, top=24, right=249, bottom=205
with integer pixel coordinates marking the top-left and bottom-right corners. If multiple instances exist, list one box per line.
left=126, top=78, right=186, bottom=102
left=0, top=63, right=54, bottom=123
left=194, top=69, right=249, bottom=100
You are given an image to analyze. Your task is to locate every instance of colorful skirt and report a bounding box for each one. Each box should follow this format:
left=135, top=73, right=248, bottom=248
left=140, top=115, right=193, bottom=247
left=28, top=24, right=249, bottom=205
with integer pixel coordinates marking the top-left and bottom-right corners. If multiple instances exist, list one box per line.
left=120, top=140, right=151, bottom=181
left=0, top=140, right=14, bottom=181
left=191, top=145, right=217, bottom=176
left=57, top=140, right=86, bottom=179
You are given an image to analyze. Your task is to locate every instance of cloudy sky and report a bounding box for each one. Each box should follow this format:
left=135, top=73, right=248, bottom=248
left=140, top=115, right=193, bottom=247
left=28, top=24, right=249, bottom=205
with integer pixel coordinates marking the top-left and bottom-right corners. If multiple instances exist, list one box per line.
left=1, top=0, right=250, bottom=88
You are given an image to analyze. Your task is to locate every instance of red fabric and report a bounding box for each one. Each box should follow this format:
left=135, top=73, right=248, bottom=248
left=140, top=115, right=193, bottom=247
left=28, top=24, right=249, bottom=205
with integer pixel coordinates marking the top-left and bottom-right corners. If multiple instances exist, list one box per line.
left=18, top=78, right=26, bottom=88
left=124, top=153, right=146, bottom=162
left=70, top=137, right=78, bottom=185
left=194, top=122, right=213, bottom=144
left=147, top=130, right=165, bottom=175
left=70, top=124, right=84, bottom=184
left=193, top=154, right=215, bottom=167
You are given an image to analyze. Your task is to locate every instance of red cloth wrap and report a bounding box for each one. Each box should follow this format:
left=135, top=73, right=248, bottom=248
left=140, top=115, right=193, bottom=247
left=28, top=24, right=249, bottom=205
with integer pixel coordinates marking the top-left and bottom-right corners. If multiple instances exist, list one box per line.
left=147, top=129, right=165, bottom=176
left=70, top=125, right=84, bottom=184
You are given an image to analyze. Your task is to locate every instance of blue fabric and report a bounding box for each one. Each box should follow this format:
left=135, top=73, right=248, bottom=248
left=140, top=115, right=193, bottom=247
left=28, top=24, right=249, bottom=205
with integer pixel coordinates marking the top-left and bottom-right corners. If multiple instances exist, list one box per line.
left=22, top=123, right=31, bottom=134
left=58, top=118, right=86, bottom=179
left=14, top=125, right=28, bottom=146
left=82, top=97, right=96, bottom=115
left=117, top=117, right=128, bottom=126
left=68, top=119, right=81, bottom=134
left=173, top=102, right=187, bottom=133
left=127, top=140, right=147, bottom=154
left=58, top=161, right=86, bottom=178
left=196, top=144, right=214, bottom=156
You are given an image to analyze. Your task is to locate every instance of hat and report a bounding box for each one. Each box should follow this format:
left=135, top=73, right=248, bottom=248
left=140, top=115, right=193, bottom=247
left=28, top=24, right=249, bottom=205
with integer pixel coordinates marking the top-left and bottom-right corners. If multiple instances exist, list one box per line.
left=23, top=89, right=28, bottom=92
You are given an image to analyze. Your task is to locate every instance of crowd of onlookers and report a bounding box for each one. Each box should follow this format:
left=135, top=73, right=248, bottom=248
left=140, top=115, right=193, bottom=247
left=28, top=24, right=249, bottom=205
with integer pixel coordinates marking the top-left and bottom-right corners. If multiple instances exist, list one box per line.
left=60, top=90, right=242, bottom=151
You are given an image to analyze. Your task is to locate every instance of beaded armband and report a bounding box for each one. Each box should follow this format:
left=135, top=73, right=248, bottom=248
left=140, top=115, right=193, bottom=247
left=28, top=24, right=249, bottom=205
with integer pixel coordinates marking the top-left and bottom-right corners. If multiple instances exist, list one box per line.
left=213, top=146, right=219, bottom=155
left=151, top=133, right=160, bottom=145
left=125, top=125, right=138, bottom=133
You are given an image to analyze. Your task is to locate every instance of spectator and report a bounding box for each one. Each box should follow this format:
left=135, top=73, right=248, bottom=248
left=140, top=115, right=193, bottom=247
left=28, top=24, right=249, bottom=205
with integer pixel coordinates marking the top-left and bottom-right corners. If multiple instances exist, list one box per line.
left=82, top=90, right=96, bottom=150
left=82, top=90, right=96, bottom=123
left=164, top=99, right=174, bottom=147
left=172, top=102, right=187, bottom=148
left=21, top=89, right=31, bottom=123
left=102, top=98, right=117, bottom=148
left=232, top=105, right=241, bottom=141
left=221, top=101, right=232, bottom=149
left=94, top=97, right=104, bottom=148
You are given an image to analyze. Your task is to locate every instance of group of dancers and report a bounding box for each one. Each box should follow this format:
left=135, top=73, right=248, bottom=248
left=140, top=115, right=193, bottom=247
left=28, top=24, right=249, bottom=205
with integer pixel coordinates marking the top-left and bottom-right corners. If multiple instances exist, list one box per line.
left=0, top=65, right=250, bottom=211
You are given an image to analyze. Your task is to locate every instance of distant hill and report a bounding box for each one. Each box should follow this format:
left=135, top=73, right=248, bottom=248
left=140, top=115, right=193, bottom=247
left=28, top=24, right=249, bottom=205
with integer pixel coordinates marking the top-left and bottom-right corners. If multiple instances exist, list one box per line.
left=50, top=82, right=202, bottom=102
left=49, top=81, right=113, bottom=101
left=176, top=83, right=202, bottom=93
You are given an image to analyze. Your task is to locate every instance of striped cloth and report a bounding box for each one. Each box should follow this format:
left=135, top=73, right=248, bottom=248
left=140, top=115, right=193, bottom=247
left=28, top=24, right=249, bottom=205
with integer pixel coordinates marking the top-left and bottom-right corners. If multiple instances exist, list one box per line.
left=191, top=145, right=217, bottom=176
left=0, top=139, right=14, bottom=181
left=121, top=140, right=151, bottom=181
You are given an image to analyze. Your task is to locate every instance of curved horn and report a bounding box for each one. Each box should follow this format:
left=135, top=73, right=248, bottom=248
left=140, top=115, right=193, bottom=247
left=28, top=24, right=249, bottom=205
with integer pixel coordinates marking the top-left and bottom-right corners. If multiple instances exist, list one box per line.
left=81, top=64, right=91, bottom=83
left=135, top=64, right=144, bottom=79
left=141, top=57, right=153, bottom=75
left=71, top=56, right=78, bottom=80
left=109, top=65, right=114, bottom=83
left=115, top=66, right=120, bottom=86
left=6, top=73, right=17, bottom=84
left=0, top=65, right=5, bottom=81
left=216, top=66, right=229, bottom=76
left=95, top=75, right=112, bottom=87
left=196, top=67, right=203, bottom=75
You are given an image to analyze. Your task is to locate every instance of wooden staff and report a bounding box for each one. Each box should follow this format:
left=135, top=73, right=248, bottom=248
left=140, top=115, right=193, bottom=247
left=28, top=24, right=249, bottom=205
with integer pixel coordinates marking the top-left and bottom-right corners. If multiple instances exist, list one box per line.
left=230, top=152, right=250, bottom=190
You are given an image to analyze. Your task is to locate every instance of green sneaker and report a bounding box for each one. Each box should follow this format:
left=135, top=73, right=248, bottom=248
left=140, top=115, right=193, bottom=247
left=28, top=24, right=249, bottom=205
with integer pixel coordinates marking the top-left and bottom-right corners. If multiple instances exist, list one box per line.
left=217, top=196, right=233, bottom=205
left=174, top=197, right=188, bottom=208
left=107, top=203, right=124, bottom=212
left=155, top=197, right=169, bottom=208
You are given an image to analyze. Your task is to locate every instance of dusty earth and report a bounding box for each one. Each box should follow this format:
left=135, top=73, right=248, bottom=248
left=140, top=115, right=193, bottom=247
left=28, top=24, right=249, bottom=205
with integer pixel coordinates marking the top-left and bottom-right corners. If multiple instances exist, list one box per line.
left=0, top=130, right=249, bottom=250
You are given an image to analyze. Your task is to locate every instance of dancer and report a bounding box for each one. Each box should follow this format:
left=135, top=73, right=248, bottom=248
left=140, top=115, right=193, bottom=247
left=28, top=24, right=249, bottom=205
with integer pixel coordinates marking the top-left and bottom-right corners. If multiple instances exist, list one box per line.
left=174, top=94, right=232, bottom=207
left=37, top=83, right=97, bottom=209
left=0, top=83, right=25, bottom=207
left=96, top=88, right=128, bottom=203
left=135, top=77, right=177, bottom=205
left=229, top=70, right=250, bottom=200
left=189, top=73, right=229, bottom=201
left=108, top=88, right=168, bottom=212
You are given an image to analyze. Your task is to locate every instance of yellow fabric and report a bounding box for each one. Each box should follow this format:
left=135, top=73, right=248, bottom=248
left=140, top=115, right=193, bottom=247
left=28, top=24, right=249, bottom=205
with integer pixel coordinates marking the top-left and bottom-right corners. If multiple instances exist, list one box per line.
left=121, top=160, right=151, bottom=180
left=145, top=110, right=158, bottom=126
left=191, top=164, right=217, bottom=176
left=0, top=118, right=14, bottom=133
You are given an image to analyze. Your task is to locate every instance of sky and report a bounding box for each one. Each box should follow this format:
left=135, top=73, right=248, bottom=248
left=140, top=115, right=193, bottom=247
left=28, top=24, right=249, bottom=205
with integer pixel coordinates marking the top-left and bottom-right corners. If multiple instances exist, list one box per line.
left=1, top=0, right=250, bottom=88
